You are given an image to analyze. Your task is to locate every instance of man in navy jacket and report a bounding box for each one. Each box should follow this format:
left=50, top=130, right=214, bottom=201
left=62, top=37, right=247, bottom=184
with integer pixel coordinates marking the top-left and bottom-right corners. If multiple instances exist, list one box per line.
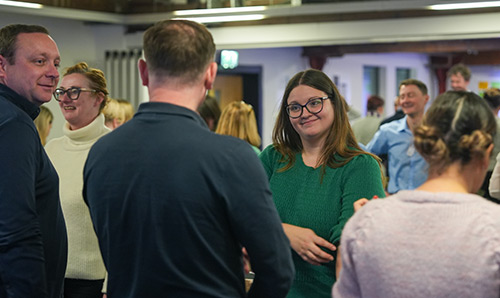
left=84, top=20, right=294, bottom=298
left=0, top=24, right=67, bottom=298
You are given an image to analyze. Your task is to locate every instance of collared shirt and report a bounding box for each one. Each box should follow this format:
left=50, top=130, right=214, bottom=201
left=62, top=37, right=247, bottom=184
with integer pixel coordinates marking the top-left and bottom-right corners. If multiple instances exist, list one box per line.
left=366, top=116, right=428, bottom=193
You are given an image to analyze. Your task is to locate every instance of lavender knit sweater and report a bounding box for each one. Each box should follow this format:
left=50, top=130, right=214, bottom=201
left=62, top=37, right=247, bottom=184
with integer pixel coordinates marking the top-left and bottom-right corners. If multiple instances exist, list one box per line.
left=333, top=190, right=500, bottom=298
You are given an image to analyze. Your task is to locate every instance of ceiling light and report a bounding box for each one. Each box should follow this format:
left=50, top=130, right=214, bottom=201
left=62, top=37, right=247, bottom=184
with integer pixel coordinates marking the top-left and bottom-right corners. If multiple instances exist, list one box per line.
left=0, top=0, right=42, bottom=9
left=173, top=14, right=265, bottom=23
left=428, top=1, right=500, bottom=10
left=173, top=6, right=267, bottom=16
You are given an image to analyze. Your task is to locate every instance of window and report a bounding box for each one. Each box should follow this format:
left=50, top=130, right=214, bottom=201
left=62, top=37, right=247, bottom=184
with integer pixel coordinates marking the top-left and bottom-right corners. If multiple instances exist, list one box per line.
left=364, top=66, right=380, bottom=97
left=396, top=68, right=411, bottom=93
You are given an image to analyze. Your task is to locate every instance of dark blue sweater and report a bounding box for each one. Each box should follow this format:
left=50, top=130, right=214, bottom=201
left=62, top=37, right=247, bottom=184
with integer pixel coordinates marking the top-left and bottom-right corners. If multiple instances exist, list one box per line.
left=0, top=84, right=67, bottom=298
left=84, top=102, right=294, bottom=298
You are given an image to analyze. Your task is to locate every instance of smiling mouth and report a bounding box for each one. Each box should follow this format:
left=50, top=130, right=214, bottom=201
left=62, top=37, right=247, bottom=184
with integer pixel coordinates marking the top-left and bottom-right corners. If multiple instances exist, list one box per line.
left=300, top=118, right=316, bottom=125
left=63, top=106, right=76, bottom=110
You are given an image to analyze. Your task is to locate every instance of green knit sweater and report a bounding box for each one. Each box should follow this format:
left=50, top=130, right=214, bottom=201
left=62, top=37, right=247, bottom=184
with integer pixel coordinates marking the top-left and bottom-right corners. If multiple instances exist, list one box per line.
left=259, top=145, right=385, bottom=298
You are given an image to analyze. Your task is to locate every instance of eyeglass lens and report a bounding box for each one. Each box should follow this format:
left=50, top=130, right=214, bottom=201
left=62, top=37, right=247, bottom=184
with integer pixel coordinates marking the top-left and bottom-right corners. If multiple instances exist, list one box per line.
left=286, top=97, right=326, bottom=118
left=54, top=88, right=84, bottom=101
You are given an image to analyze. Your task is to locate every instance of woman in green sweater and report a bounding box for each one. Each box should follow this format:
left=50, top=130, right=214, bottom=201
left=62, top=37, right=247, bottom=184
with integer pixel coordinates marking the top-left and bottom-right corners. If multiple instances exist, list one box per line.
left=259, top=69, right=385, bottom=298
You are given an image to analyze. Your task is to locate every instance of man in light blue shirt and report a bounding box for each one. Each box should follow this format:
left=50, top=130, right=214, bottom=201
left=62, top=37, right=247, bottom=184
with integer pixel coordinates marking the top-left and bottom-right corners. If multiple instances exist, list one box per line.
left=367, top=79, right=429, bottom=194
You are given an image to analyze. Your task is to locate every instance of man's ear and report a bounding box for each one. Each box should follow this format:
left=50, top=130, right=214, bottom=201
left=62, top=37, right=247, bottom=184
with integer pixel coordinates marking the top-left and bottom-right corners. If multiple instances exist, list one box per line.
left=138, top=59, right=149, bottom=87
left=0, top=55, right=9, bottom=82
left=204, top=62, right=217, bottom=90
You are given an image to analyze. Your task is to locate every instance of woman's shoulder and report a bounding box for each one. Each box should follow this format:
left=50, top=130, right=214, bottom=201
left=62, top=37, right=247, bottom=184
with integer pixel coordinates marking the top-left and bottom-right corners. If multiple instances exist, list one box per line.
left=260, top=144, right=280, bottom=158
left=344, top=150, right=379, bottom=167
left=259, top=144, right=293, bottom=170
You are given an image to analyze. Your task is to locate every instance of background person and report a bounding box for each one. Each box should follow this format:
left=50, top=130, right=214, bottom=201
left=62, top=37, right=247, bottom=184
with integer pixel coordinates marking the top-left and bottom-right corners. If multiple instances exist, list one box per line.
left=367, top=79, right=429, bottom=194
left=379, top=96, right=404, bottom=127
left=0, top=23, right=67, bottom=298
left=352, top=95, right=384, bottom=145
left=333, top=91, right=500, bottom=298
left=198, top=94, right=221, bottom=131
left=45, top=62, right=110, bottom=298
left=260, top=69, right=385, bottom=298
left=215, top=100, right=262, bottom=154
left=83, top=20, right=294, bottom=298
left=102, top=98, right=124, bottom=130
left=34, top=105, right=54, bottom=146
left=116, top=98, right=134, bottom=123
left=448, top=63, right=471, bottom=91
left=479, top=88, right=500, bottom=202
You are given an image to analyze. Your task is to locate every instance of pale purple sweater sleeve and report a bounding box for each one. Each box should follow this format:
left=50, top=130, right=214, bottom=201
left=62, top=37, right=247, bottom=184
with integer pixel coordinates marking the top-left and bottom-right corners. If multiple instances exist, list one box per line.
left=331, top=218, right=362, bottom=298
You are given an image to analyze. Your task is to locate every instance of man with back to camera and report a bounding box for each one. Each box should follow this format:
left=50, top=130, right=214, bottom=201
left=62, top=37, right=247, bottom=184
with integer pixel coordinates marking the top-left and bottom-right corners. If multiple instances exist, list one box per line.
left=367, top=79, right=430, bottom=194
left=83, top=20, right=294, bottom=298
left=0, top=24, right=67, bottom=297
left=448, top=63, right=471, bottom=91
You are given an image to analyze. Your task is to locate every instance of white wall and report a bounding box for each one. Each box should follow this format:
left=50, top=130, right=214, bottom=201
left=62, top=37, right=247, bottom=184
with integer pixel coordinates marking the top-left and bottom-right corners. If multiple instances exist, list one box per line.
left=322, top=52, right=432, bottom=118
left=465, top=65, right=500, bottom=93
left=236, top=47, right=307, bottom=147
left=0, top=11, right=458, bottom=148
left=0, top=10, right=435, bottom=146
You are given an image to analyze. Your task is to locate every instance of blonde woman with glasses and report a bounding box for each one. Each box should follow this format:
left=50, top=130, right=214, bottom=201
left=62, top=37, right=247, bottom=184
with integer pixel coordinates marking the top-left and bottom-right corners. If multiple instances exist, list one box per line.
left=45, top=62, right=109, bottom=298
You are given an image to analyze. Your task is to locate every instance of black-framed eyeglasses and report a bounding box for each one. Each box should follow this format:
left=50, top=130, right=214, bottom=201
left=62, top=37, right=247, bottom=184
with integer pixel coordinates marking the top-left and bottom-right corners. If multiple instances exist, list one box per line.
left=53, top=87, right=97, bottom=101
left=286, top=96, right=330, bottom=119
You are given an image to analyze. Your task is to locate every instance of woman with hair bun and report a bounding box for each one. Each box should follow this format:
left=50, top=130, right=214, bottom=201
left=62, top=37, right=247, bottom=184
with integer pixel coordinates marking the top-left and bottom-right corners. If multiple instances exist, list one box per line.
left=333, top=91, right=500, bottom=298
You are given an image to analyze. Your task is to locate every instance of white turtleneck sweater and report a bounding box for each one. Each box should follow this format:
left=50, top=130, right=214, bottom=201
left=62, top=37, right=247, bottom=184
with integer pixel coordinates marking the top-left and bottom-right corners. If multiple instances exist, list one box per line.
left=45, top=114, right=110, bottom=280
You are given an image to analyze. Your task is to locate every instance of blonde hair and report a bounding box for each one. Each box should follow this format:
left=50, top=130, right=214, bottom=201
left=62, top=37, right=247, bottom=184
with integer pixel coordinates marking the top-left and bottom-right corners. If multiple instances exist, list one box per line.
left=102, top=98, right=124, bottom=128
left=34, top=106, right=53, bottom=146
left=116, top=99, right=134, bottom=122
left=216, top=101, right=261, bottom=148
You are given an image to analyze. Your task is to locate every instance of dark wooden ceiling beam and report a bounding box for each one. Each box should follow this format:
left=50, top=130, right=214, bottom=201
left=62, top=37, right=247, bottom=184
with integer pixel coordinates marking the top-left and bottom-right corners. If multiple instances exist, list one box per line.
left=303, top=39, right=500, bottom=57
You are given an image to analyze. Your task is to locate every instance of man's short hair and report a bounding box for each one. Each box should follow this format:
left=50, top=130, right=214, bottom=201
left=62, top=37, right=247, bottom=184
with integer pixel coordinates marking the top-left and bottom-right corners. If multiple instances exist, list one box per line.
left=143, top=20, right=216, bottom=84
left=399, top=79, right=428, bottom=95
left=0, top=24, right=49, bottom=64
left=447, top=63, right=471, bottom=81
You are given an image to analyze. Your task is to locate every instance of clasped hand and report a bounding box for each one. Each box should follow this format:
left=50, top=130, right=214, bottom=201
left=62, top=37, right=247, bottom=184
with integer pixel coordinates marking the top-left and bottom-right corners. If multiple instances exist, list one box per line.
left=283, top=223, right=336, bottom=266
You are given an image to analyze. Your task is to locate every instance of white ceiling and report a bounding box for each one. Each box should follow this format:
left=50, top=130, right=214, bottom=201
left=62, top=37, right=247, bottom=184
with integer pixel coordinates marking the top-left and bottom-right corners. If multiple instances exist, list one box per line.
left=3, top=0, right=500, bottom=49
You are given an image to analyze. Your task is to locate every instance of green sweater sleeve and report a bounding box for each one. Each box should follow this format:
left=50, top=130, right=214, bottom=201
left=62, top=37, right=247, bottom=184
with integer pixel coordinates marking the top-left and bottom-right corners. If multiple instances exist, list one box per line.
left=259, top=144, right=278, bottom=179
left=329, top=154, right=386, bottom=245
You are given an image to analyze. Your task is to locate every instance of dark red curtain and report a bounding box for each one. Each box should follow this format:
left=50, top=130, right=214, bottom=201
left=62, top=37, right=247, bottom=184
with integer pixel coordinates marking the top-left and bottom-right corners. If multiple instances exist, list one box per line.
left=434, top=68, right=448, bottom=95
left=309, top=55, right=327, bottom=71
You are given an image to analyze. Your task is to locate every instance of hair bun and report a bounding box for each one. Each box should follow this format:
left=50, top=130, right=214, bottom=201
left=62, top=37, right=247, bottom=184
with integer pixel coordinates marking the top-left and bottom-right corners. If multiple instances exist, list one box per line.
left=414, top=124, right=449, bottom=164
left=457, top=130, right=492, bottom=158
